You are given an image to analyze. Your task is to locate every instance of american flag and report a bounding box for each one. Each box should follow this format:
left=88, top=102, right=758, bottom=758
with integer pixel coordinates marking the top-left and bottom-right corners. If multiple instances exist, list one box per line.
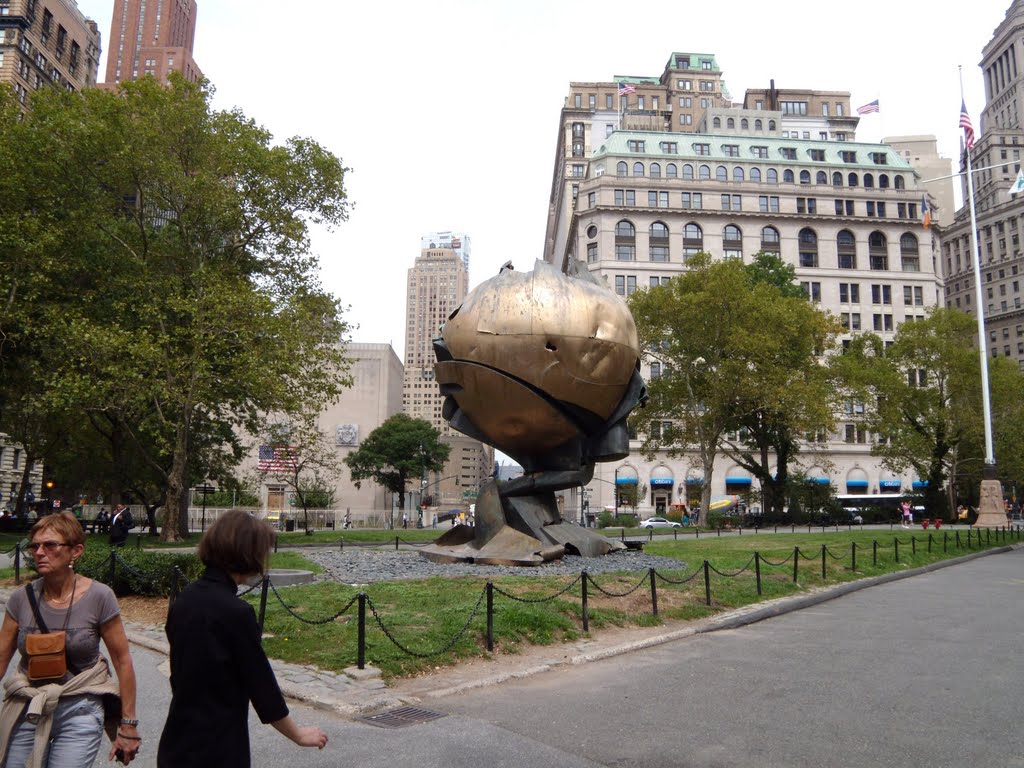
left=258, top=445, right=297, bottom=472
left=960, top=100, right=975, bottom=150
left=856, top=99, right=879, bottom=115
left=618, top=81, right=636, bottom=96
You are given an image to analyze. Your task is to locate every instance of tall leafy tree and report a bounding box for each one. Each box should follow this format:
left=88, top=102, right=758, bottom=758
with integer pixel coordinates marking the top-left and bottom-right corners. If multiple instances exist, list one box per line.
left=0, top=77, right=352, bottom=540
left=344, top=414, right=451, bottom=528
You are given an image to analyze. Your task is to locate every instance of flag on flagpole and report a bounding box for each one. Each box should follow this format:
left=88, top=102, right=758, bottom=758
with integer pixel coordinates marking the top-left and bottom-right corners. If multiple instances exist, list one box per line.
left=920, top=195, right=931, bottom=229
left=1008, top=169, right=1024, bottom=195
left=960, top=100, right=975, bottom=150
left=856, top=99, right=880, bottom=115
left=617, top=81, right=636, bottom=96
left=258, top=445, right=298, bottom=472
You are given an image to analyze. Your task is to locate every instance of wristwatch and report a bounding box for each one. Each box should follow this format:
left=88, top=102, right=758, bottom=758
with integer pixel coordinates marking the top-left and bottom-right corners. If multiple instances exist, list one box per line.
left=120, top=718, right=139, bottom=727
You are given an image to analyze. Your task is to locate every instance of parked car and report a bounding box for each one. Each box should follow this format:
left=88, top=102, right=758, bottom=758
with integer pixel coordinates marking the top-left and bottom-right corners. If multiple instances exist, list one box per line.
left=639, top=516, right=681, bottom=529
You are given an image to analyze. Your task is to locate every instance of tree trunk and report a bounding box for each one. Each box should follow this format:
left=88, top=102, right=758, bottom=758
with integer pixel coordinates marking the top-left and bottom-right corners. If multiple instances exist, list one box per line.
left=161, top=423, right=191, bottom=542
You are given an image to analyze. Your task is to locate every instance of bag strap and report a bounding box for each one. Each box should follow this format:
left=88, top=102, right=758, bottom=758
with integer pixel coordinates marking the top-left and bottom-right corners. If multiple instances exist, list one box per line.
left=24, top=581, right=50, bottom=634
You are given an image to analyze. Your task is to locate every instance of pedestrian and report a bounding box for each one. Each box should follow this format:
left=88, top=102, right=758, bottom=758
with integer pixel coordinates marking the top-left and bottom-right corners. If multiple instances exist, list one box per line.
left=109, top=504, right=133, bottom=548
left=900, top=500, right=911, bottom=528
left=0, top=511, right=140, bottom=766
left=157, top=510, right=328, bottom=768
left=402, top=512, right=408, bottom=529
left=343, top=509, right=351, bottom=530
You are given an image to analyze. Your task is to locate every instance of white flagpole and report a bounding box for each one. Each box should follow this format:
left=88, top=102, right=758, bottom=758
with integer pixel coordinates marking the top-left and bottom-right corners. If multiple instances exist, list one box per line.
left=961, top=69, right=996, bottom=467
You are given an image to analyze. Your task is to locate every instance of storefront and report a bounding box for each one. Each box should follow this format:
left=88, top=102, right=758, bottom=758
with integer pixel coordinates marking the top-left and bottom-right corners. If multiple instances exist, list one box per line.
left=650, top=466, right=674, bottom=515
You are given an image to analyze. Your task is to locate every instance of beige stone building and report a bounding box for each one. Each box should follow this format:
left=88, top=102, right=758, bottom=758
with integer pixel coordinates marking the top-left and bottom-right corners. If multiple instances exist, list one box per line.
left=941, top=0, right=1024, bottom=371
left=545, top=53, right=943, bottom=520
left=0, top=0, right=101, bottom=105
left=885, top=136, right=955, bottom=227
left=103, top=0, right=202, bottom=85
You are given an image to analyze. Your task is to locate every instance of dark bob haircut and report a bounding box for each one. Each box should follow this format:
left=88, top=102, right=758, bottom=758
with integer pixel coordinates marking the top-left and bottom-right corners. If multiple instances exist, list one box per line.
left=197, top=510, right=276, bottom=576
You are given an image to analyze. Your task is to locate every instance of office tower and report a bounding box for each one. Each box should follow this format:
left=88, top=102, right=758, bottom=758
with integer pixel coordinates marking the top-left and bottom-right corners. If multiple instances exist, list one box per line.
left=421, top=231, right=471, bottom=277
left=942, top=0, right=1024, bottom=370
left=0, top=0, right=101, bottom=104
left=104, top=0, right=201, bottom=85
left=545, top=52, right=942, bottom=517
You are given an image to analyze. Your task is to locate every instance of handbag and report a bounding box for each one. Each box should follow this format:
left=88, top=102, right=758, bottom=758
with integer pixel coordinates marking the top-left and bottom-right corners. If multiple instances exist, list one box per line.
left=24, top=579, right=75, bottom=682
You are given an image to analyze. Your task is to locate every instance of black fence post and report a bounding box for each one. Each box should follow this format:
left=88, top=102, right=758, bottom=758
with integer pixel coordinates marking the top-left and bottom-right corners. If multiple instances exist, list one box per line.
left=357, top=593, right=366, bottom=670
left=703, top=560, right=711, bottom=605
left=486, top=582, right=494, bottom=653
left=339, top=538, right=344, bottom=552
left=967, top=529, right=972, bottom=549
left=944, top=531, right=948, bottom=552
left=928, top=533, right=933, bottom=554
left=793, top=547, right=799, bottom=582
left=395, top=536, right=399, bottom=551
left=986, top=528, right=991, bottom=545
left=872, top=540, right=878, bottom=566
left=911, top=536, right=916, bottom=557
left=136, top=534, right=142, bottom=549
left=894, top=538, right=899, bottom=562
left=649, top=568, right=658, bottom=617
left=108, top=551, right=116, bottom=586
left=956, top=530, right=962, bottom=549
left=581, top=571, right=589, bottom=632
left=851, top=542, right=857, bottom=572
left=274, top=535, right=278, bottom=554
left=755, top=552, right=762, bottom=596
left=821, top=544, right=826, bottom=580
left=621, top=529, right=625, bottom=543
left=674, top=529, right=677, bottom=541
left=717, top=527, right=721, bottom=537
left=257, top=575, right=270, bottom=637
left=648, top=529, right=653, bottom=543
left=13, top=544, right=20, bottom=585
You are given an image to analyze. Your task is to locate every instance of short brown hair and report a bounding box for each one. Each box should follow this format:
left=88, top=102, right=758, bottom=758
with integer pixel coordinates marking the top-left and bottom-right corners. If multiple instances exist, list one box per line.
left=30, top=512, right=85, bottom=548
left=197, top=510, right=276, bottom=576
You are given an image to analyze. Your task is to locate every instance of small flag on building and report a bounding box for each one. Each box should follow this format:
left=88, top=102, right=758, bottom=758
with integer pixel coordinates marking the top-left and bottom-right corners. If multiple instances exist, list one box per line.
left=258, top=445, right=298, bottom=472
left=920, top=195, right=931, bottom=229
left=960, top=100, right=975, bottom=150
left=856, top=99, right=880, bottom=115
left=1008, top=168, right=1024, bottom=195
left=618, top=81, right=636, bottom=96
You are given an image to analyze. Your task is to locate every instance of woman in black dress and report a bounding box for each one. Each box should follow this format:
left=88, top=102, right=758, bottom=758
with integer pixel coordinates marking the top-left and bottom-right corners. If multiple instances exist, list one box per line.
left=157, top=510, right=327, bottom=768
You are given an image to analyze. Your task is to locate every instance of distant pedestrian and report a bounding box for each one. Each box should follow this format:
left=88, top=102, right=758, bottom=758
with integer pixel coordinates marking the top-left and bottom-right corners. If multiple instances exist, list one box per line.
left=109, top=504, right=133, bottom=547
left=900, top=500, right=911, bottom=528
left=402, top=513, right=408, bottom=529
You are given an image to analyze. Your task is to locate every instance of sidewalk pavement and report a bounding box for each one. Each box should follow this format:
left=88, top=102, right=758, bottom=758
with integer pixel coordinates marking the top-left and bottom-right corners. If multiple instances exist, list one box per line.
left=1, top=543, right=1016, bottom=718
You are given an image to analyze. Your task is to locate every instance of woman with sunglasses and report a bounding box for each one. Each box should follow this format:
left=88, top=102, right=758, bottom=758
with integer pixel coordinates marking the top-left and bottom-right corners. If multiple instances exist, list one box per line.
left=0, top=511, right=139, bottom=766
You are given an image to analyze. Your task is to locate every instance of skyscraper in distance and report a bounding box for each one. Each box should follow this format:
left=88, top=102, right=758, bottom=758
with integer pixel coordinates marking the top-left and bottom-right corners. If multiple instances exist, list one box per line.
left=104, top=0, right=201, bottom=85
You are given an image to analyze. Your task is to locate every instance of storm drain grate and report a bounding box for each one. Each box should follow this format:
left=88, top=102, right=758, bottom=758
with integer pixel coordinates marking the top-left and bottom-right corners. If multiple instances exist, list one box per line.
left=357, top=706, right=448, bottom=729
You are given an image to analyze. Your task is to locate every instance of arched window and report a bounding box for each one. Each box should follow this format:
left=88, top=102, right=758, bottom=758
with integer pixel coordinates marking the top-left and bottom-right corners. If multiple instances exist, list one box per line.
left=650, top=221, right=670, bottom=262
left=863, top=173, right=874, bottom=188
left=683, top=223, right=703, bottom=263
left=755, top=119, right=763, bottom=130
left=799, top=170, right=811, bottom=184
left=900, top=233, right=920, bottom=271
left=767, top=168, right=778, bottom=184
left=837, top=229, right=857, bottom=269
left=666, top=163, right=678, bottom=178
left=727, top=118, right=735, bottom=129
left=650, top=162, right=662, bottom=178
left=733, top=167, right=745, bottom=182
left=847, top=172, right=858, bottom=187
left=894, top=175, right=905, bottom=190
left=750, top=168, right=762, bottom=182
left=799, top=228, right=818, bottom=267
left=723, top=224, right=743, bottom=259
left=682, top=164, right=694, bottom=180
left=716, top=165, right=728, bottom=181
left=741, top=118, right=749, bottom=130
left=615, top=220, right=636, bottom=261
left=617, top=161, right=628, bottom=177
left=869, top=231, right=888, bottom=270
left=713, top=117, right=722, bottom=128
left=878, top=174, right=890, bottom=189
left=699, top=165, right=711, bottom=180
left=783, top=169, right=795, bottom=183
left=768, top=120, right=776, bottom=130
left=761, top=226, right=781, bottom=253
left=832, top=171, right=843, bottom=187
left=816, top=170, right=828, bottom=184
left=633, top=162, right=645, bottom=177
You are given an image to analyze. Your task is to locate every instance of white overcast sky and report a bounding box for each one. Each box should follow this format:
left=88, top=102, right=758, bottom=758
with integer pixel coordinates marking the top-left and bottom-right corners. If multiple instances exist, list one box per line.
left=76, top=0, right=1012, bottom=358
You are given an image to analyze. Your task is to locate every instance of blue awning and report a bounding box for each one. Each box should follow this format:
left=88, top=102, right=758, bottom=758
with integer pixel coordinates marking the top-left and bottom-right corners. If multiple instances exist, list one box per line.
left=846, top=480, right=869, bottom=487
left=810, top=477, right=831, bottom=485
left=725, top=477, right=752, bottom=484
left=615, top=477, right=639, bottom=485
left=912, top=480, right=929, bottom=489
left=650, top=478, right=674, bottom=487
left=879, top=479, right=902, bottom=490
left=685, top=477, right=704, bottom=485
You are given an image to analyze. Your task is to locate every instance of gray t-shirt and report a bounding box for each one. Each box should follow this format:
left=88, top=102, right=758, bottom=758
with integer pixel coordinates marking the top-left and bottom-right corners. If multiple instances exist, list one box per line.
left=6, top=579, right=120, bottom=680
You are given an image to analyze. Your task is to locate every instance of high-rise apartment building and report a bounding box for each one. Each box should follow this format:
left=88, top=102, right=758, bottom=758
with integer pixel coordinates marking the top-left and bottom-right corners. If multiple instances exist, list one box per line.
left=104, top=0, right=201, bottom=85
left=545, top=53, right=942, bottom=518
left=0, top=0, right=101, bottom=105
left=942, top=0, right=1024, bottom=370
left=403, top=236, right=492, bottom=511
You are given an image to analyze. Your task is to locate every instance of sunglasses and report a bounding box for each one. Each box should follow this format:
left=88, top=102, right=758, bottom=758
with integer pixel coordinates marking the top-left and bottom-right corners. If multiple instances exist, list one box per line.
left=27, top=542, right=70, bottom=553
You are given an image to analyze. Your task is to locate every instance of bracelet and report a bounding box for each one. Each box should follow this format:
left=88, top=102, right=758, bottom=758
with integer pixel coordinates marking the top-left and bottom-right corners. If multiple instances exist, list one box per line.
left=120, top=718, right=139, bottom=727
left=117, top=733, right=142, bottom=741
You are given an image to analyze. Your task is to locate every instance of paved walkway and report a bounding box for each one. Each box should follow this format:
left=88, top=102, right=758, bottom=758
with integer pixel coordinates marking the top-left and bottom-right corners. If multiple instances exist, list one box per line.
left=2, top=541, right=1017, bottom=719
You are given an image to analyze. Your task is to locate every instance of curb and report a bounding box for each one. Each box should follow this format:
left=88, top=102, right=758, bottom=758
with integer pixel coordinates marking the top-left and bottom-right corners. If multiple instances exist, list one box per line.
left=414, top=543, right=1018, bottom=699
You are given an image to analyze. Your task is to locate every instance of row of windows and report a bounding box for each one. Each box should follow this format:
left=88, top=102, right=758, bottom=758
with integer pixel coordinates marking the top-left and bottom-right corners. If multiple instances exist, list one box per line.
left=623, top=140, right=882, bottom=166
left=612, top=161, right=906, bottom=189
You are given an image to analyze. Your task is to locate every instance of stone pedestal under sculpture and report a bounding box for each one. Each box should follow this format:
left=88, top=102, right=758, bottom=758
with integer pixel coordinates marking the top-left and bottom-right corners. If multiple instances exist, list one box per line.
left=973, top=476, right=1008, bottom=528
left=420, top=259, right=647, bottom=566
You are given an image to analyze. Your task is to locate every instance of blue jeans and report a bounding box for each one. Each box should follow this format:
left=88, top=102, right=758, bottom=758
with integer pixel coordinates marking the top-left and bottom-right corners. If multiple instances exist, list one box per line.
left=4, top=694, right=105, bottom=768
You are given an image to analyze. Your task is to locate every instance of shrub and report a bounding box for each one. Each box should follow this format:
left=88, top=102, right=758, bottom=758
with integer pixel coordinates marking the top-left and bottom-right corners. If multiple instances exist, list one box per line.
left=76, top=544, right=204, bottom=596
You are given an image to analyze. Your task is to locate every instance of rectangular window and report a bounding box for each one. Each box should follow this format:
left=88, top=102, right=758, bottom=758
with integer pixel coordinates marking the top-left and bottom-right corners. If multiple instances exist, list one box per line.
left=723, top=144, right=740, bottom=157
left=587, top=191, right=595, bottom=208
left=637, top=96, right=645, bottom=110
left=606, top=93, right=614, bottom=109
left=660, top=141, right=678, bottom=154
left=587, top=242, right=598, bottom=262
left=627, top=140, right=646, bottom=152
left=870, top=152, right=888, bottom=165
left=589, top=94, right=596, bottom=110
left=780, top=147, right=797, bottom=160
left=751, top=146, right=769, bottom=158
left=700, top=80, right=714, bottom=92
left=797, top=197, right=816, bottom=214
left=866, top=201, right=876, bottom=217
left=780, top=101, right=808, bottom=115
left=694, top=143, right=710, bottom=156
left=681, top=192, right=702, bottom=209
left=841, top=150, right=857, bottom=163
left=571, top=164, right=585, bottom=177
left=680, top=113, right=693, bottom=125
left=721, top=194, right=742, bottom=211
left=801, top=281, right=822, bottom=302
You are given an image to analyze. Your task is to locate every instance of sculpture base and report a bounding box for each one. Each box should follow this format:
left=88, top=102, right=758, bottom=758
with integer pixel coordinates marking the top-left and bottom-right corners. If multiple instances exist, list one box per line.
left=974, top=478, right=1008, bottom=528
left=420, top=479, right=625, bottom=566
